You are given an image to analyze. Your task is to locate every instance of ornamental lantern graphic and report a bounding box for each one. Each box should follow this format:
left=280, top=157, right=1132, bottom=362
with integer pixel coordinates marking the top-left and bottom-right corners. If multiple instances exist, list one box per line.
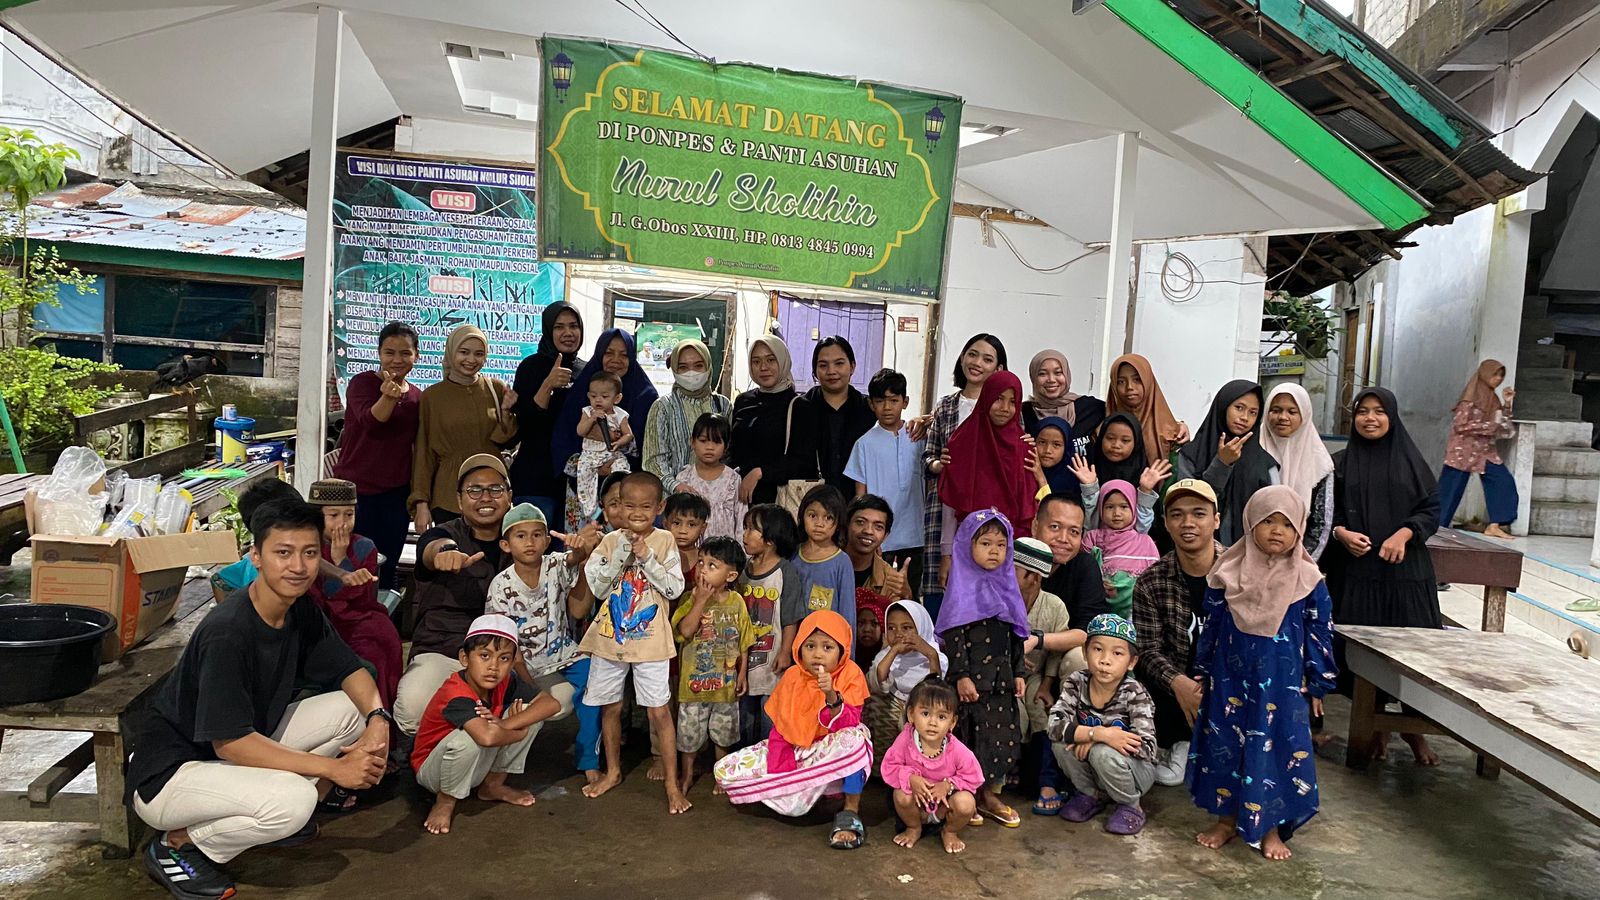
left=924, top=106, right=945, bottom=151
left=550, top=52, right=574, bottom=103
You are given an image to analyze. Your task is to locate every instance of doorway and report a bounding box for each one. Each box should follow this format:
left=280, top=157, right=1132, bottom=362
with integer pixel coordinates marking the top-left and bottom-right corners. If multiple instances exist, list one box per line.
left=775, top=294, right=886, bottom=392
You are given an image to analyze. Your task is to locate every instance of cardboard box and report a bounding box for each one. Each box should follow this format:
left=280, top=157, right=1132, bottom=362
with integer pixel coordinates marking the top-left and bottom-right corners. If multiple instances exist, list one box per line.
left=29, top=531, right=239, bottom=660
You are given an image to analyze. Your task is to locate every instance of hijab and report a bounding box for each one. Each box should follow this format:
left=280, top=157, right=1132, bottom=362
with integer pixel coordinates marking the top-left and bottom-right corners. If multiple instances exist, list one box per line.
left=444, top=324, right=488, bottom=385
left=751, top=334, right=796, bottom=394
left=1457, top=359, right=1507, bottom=418
left=940, top=370, right=1036, bottom=527
left=1180, top=380, right=1278, bottom=536
left=551, top=328, right=660, bottom=471
left=1084, top=480, right=1159, bottom=572
left=1031, top=416, right=1076, bottom=495
left=934, top=509, right=1032, bottom=639
left=1207, top=485, right=1324, bottom=637
left=1336, top=386, right=1437, bottom=542
left=1104, top=354, right=1184, bottom=460
left=520, top=302, right=584, bottom=393
left=1258, top=384, right=1334, bottom=506
left=1090, top=411, right=1149, bottom=489
left=669, top=338, right=715, bottom=400
left=871, top=600, right=948, bottom=701
left=765, top=610, right=870, bottom=746
left=1028, top=350, right=1078, bottom=425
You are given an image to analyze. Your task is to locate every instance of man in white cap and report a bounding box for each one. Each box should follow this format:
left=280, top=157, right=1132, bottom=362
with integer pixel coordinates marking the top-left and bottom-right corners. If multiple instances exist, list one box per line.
left=412, top=613, right=561, bottom=835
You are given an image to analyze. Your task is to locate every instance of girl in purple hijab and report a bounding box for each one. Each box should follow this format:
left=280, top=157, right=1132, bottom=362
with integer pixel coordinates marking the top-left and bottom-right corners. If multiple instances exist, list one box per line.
left=936, top=508, right=1029, bottom=827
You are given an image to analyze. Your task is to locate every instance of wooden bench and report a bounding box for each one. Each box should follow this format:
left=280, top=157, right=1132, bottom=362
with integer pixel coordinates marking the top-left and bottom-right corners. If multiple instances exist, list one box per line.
left=1428, top=528, right=1522, bottom=633
left=0, top=473, right=45, bottom=561
left=0, top=578, right=214, bottom=857
left=1339, top=624, right=1600, bottom=823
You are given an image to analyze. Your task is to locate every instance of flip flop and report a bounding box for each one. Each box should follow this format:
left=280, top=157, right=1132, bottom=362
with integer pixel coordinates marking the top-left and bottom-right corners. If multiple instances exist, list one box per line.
left=1031, top=791, right=1063, bottom=815
left=829, top=810, right=865, bottom=850
left=1566, top=598, right=1600, bottom=613
left=978, top=803, right=1022, bottom=827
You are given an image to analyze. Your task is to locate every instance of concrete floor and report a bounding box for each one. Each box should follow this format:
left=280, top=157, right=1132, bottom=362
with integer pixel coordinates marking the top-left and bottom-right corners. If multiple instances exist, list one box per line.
left=3, top=696, right=1599, bottom=900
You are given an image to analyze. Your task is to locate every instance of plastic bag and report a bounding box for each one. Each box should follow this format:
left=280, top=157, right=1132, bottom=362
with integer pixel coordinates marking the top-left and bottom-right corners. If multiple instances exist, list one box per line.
left=120, top=475, right=160, bottom=513
left=33, top=446, right=108, bottom=535
left=153, top=487, right=193, bottom=536
left=103, top=469, right=128, bottom=511
left=102, top=497, right=156, bottom=539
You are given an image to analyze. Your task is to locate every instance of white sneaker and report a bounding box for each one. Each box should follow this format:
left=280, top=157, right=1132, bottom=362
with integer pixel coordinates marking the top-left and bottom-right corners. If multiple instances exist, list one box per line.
left=1154, top=741, right=1189, bottom=786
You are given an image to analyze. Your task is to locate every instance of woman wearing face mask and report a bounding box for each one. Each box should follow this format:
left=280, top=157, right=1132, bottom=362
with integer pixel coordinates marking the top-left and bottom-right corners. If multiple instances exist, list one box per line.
left=642, top=338, right=732, bottom=492
left=1021, top=349, right=1105, bottom=460
left=730, top=334, right=819, bottom=506
left=410, top=324, right=518, bottom=533
left=922, top=333, right=1008, bottom=603
left=508, top=302, right=585, bottom=524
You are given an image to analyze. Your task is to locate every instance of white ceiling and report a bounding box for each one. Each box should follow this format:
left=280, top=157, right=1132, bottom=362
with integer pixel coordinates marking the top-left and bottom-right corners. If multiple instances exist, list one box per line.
left=3, top=0, right=1385, bottom=242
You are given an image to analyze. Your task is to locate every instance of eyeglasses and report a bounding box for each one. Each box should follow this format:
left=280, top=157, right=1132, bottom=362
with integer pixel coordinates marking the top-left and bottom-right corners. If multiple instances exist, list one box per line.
left=462, top=485, right=509, bottom=499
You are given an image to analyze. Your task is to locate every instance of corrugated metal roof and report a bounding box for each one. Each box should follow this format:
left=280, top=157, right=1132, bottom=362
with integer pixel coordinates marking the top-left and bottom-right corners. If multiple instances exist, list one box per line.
left=17, top=182, right=305, bottom=260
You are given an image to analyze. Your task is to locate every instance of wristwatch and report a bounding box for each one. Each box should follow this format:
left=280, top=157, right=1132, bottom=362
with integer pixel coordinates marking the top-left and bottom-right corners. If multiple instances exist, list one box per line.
left=366, top=707, right=394, bottom=727
left=438, top=542, right=460, bottom=554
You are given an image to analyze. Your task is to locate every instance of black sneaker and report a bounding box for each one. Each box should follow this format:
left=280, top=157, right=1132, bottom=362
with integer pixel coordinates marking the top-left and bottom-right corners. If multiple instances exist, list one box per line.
left=260, top=818, right=319, bottom=849
left=144, top=837, right=237, bottom=900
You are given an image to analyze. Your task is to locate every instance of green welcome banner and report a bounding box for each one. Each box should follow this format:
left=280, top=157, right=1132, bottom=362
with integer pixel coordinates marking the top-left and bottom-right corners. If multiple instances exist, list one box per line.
left=539, top=37, right=962, bottom=299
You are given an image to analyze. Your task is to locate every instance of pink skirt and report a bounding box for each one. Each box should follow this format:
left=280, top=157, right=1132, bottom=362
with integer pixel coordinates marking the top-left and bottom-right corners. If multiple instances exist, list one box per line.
left=713, top=725, right=873, bottom=817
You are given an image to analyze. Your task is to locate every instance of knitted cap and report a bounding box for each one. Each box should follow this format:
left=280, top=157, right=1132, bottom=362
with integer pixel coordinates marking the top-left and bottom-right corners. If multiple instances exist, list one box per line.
left=307, top=478, right=357, bottom=507
left=1085, top=613, right=1138, bottom=647
left=1013, top=536, right=1054, bottom=576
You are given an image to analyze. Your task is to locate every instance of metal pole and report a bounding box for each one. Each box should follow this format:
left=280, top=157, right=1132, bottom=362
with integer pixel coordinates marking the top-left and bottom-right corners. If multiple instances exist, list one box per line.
left=1097, top=132, right=1139, bottom=390
left=0, top=395, right=25, bottom=473
left=294, top=5, right=343, bottom=493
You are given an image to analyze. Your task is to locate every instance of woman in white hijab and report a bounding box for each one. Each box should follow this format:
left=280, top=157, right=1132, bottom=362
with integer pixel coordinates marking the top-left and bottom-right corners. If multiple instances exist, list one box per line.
left=1258, top=384, right=1335, bottom=559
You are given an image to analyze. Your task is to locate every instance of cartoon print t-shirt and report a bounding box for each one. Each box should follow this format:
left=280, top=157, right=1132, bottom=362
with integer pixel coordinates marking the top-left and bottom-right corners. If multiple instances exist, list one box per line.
left=740, top=560, right=807, bottom=696
left=578, top=528, right=684, bottom=663
left=483, top=552, right=582, bottom=679
left=670, top=589, right=755, bottom=704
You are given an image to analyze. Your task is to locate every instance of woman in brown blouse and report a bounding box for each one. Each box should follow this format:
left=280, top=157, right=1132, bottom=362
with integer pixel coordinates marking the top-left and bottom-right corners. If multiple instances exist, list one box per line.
left=410, top=324, right=517, bottom=531
left=1437, top=359, right=1517, bottom=538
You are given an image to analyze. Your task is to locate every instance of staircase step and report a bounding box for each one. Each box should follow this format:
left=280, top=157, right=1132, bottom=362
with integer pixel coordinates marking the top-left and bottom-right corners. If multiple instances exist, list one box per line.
left=1519, top=343, right=1567, bottom=368
left=1530, top=500, right=1596, bottom=536
left=1530, top=418, right=1594, bottom=447
left=1536, top=446, right=1600, bottom=476
left=1533, top=473, right=1599, bottom=503
left=1518, top=391, right=1584, bottom=421
left=1523, top=315, right=1557, bottom=339
left=1524, top=295, right=1550, bottom=318
left=1519, top=367, right=1575, bottom=392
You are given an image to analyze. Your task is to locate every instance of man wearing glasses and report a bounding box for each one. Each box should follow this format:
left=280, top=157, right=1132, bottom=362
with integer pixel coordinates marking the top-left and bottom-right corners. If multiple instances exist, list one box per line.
left=394, top=454, right=517, bottom=734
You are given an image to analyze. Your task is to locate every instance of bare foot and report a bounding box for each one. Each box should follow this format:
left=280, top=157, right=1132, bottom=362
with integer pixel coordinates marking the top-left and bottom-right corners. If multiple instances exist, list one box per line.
left=677, top=772, right=697, bottom=798
left=1403, top=733, right=1440, bottom=766
left=423, top=795, right=457, bottom=835
left=648, top=756, right=666, bottom=781
left=583, top=771, right=622, bottom=799
left=1484, top=524, right=1512, bottom=540
left=1261, top=831, right=1293, bottom=860
left=584, top=768, right=603, bottom=785
left=667, top=789, right=693, bottom=815
left=477, top=782, right=536, bottom=807
left=942, top=828, right=966, bottom=854
left=1197, top=821, right=1237, bottom=850
left=894, top=829, right=921, bottom=849
left=712, top=782, right=727, bottom=796
left=1368, top=731, right=1390, bottom=761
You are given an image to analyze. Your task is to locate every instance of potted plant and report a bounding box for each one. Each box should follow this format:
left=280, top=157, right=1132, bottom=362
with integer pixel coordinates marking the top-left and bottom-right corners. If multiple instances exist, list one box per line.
left=1262, top=291, right=1339, bottom=360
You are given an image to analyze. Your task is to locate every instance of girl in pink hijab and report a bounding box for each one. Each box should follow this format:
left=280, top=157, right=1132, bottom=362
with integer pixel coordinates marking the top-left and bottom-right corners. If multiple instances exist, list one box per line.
left=1081, top=480, right=1158, bottom=618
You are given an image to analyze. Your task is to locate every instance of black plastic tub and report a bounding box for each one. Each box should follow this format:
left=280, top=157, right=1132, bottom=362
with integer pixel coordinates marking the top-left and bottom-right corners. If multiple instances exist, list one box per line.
left=0, top=604, right=116, bottom=704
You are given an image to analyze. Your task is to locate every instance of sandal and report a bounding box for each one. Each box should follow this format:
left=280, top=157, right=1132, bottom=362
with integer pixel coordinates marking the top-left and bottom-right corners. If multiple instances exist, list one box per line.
left=1058, top=792, right=1106, bottom=823
left=1105, top=804, right=1147, bottom=835
left=978, top=803, right=1022, bottom=827
left=317, top=786, right=359, bottom=815
left=1031, top=790, right=1063, bottom=815
left=829, top=810, right=865, bottom=850
left=1566, top=598, right=1600, bottom=613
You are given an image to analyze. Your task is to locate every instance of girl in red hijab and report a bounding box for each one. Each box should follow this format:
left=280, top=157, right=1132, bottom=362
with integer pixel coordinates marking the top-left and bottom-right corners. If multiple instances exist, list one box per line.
left=939, top=370, right=1037, bottom=530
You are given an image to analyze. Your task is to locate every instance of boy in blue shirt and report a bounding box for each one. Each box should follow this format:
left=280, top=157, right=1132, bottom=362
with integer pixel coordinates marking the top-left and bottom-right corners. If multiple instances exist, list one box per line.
left=844, top=368, right=926, bottom=590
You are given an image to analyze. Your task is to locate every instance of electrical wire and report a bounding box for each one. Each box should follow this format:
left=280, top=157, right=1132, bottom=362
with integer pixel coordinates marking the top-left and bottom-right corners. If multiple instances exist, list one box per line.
left=0, top=34, right=289, bottom=211
left=987, top=221, right=1106, bottom=273
left=613, top=0, right=709, bottom=61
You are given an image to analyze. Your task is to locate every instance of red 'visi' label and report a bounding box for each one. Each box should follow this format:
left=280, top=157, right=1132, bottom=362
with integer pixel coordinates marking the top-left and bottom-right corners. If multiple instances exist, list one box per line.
left=430, top=190, right=475, bottom=211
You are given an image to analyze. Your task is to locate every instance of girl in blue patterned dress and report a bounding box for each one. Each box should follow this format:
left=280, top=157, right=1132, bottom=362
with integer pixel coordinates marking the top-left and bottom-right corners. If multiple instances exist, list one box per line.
left=1188, top=485, right=1337, bottom=860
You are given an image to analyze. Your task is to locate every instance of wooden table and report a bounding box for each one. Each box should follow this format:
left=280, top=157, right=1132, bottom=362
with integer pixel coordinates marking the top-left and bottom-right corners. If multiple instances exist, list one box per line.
left=1428, top=528, right=1522, bottom=633
left=1339, top=624, right=1600, bottom=822
left=0, top=578, right=213, bottom=857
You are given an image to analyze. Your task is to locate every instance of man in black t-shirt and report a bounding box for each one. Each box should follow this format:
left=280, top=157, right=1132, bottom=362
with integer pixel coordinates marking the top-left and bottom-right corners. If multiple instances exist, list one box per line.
left=1130, top=478, right=1223, bottom=786
left=131, top=499, right=390, bottom=900
left=1028, top=494, right=1111, bottom=664
left=394, top=453, right=513, bottom=734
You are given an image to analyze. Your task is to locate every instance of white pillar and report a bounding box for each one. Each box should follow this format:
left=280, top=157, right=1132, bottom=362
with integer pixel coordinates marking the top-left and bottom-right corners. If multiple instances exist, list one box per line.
left=1097, top=132, right=1138, bottom=389
left=294, top=5, right=343, bottom=493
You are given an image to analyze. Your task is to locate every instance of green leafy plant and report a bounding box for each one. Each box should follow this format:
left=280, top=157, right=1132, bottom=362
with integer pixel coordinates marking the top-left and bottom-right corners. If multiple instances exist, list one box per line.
left=216, top=486, right=250, bottom=553
left=1263, top=291, right=1339, bottom=359
left=0, top=127, right=118, bottom=453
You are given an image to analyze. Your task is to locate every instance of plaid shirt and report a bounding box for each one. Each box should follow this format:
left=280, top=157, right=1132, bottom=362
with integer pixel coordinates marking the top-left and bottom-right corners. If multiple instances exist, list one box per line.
left=1131, top=543, right=1223, bottom=692
left=920, top=392, right=965, bottom=598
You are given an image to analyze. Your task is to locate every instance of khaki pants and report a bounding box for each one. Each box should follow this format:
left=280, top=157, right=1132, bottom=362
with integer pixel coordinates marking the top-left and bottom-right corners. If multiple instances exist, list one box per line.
left=132, top=692, right=363, bottom=863
left=394, top=652, right=463, bottom=735
left=415, top=725, right=540, bottom=800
